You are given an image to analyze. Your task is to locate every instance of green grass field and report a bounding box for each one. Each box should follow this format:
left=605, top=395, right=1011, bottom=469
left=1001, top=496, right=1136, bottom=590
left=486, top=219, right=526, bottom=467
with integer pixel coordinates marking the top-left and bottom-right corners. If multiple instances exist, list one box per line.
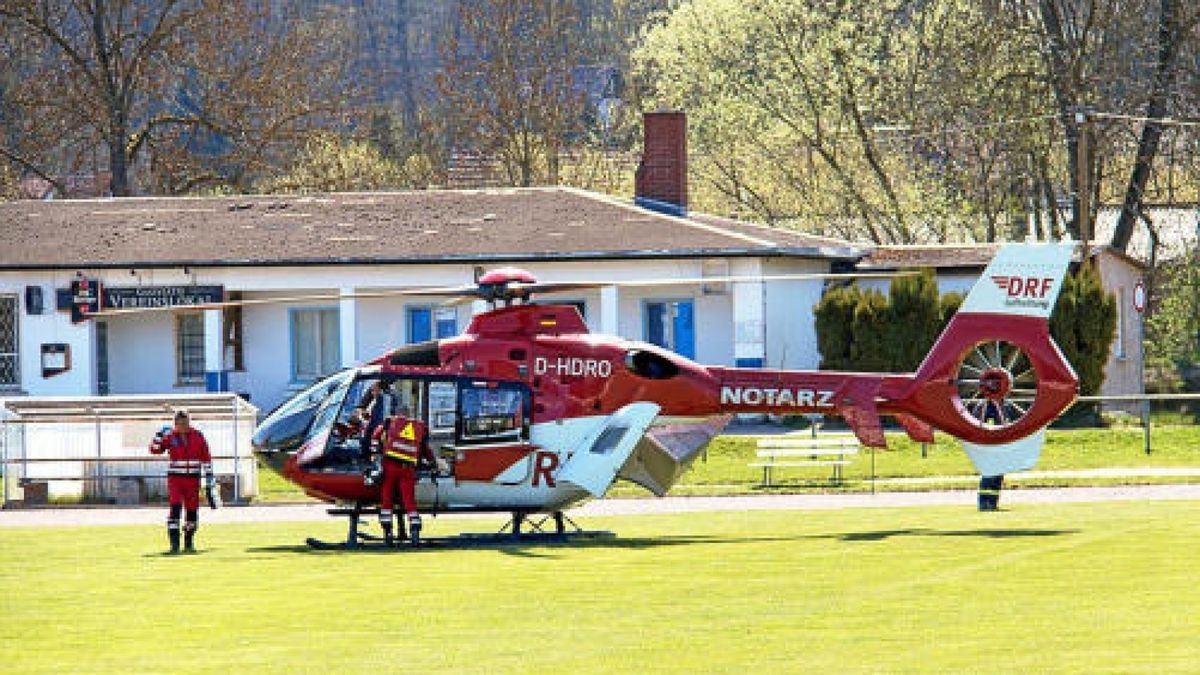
left=3, top=501, right=1199, bottom=673
left=677, top=425, right=1200, bottom=488
left=252, top=426, right=1200, bottom=502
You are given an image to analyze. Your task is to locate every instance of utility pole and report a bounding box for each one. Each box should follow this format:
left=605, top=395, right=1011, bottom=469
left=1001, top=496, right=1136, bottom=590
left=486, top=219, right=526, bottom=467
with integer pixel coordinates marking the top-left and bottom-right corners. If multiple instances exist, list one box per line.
left=1074, top=108, right=1093, bottom=260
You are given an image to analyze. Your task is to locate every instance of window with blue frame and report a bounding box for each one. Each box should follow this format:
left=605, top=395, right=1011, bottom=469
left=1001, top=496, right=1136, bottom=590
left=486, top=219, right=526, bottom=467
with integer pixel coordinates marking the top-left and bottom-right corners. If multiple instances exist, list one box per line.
left=407, top=306, right=458, bottom=343
left=644, top=300, right=695, bottom=359
left=291, top=308, right=340, bottom=383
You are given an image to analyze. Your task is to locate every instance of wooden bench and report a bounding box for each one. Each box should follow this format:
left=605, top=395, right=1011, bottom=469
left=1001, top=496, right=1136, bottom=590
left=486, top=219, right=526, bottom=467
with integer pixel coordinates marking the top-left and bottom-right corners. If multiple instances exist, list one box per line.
left=749, top=435, right=860, bottom=486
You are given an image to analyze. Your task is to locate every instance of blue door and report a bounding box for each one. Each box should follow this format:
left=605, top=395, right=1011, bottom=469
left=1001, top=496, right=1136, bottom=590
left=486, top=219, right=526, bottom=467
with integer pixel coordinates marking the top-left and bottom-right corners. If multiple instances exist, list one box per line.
left=407, top=307, right=432, bottom=343
left=645, top=300, right=695, bottom=359
left=673, top=301, right=695, bottom=359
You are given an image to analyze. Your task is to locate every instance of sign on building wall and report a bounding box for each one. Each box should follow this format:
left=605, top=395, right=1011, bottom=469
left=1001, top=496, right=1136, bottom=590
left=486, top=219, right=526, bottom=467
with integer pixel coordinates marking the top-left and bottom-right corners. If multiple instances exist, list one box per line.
left=103, top=285, right=224, bottom=309
left=69, top=278, right=103, bottom=323
left=58, top=285, right=225, bottom=315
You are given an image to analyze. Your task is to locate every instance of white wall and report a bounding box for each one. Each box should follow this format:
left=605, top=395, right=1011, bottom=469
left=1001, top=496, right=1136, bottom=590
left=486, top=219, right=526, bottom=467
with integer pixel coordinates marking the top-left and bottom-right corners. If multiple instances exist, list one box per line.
left=1094, top=252, right=1145, bottom=400
left=857, top=272, right=977, bottom=299
left=105, top=312, right=200, bottom=395
left=235, top=292, right=323, bottom=409
left=0, top=271, right=96, bottom=396
left=763, top=258, right=830, bottom=370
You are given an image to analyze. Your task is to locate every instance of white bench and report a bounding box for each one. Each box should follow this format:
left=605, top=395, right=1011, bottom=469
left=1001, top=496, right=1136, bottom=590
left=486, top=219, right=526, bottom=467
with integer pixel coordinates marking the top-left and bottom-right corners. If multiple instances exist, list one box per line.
left=749, top=436, right=860, bottom=486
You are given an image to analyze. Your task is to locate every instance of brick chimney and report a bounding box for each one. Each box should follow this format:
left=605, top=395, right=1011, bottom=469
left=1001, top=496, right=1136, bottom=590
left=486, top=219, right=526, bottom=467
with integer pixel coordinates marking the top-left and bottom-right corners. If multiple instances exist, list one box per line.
left=635, top=111, right=687, bottom=216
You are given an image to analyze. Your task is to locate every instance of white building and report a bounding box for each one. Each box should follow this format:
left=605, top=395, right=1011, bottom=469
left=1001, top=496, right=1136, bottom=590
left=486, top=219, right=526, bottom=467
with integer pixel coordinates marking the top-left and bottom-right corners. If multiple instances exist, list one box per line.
left=0, top=187, right=866, bottom=411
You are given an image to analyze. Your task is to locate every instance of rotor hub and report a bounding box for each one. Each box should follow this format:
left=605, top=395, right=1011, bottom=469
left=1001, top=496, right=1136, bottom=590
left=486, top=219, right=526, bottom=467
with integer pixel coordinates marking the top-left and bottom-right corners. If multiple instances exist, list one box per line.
left=954, top=340, right=1039, bottom=429
left=978, top=368, right=1013, bottom=401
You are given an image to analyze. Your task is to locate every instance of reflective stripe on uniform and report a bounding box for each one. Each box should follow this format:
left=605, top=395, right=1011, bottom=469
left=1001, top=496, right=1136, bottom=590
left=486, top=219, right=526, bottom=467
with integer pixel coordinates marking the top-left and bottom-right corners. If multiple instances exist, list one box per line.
left=384, top=450, right=417, bottom=463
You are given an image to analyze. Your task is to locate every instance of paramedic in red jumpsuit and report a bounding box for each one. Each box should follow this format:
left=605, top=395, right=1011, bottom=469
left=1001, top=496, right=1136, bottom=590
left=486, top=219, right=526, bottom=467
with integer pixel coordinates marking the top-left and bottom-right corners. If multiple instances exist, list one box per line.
left=371, top=411, right=432, bottom=546
left=149, top=409, right=213, bottom=554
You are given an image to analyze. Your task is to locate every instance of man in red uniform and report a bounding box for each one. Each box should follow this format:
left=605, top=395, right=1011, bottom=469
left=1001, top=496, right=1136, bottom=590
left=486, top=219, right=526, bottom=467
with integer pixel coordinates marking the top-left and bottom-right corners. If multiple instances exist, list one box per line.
left=370, top=407, right=432, bottom=546
left=149, top=409, right=213, bottom=554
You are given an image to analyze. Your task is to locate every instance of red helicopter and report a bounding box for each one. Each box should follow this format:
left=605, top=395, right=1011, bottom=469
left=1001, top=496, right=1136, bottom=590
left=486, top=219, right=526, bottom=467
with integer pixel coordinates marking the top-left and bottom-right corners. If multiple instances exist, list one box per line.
left=240, top=241, right=1078, bottom=548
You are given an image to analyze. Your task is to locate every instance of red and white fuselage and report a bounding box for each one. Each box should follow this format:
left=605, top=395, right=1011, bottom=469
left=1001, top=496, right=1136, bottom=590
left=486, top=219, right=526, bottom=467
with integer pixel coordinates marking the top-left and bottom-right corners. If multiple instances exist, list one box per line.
left=256, top=242, right=1080, bottom=512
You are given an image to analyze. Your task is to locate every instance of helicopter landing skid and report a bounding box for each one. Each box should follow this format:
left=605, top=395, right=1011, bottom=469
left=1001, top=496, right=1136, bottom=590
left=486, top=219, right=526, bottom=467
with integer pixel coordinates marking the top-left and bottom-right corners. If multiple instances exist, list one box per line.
left=305, top=508, right=613, bottom=551
left=305, top=505, right=403, bottom=551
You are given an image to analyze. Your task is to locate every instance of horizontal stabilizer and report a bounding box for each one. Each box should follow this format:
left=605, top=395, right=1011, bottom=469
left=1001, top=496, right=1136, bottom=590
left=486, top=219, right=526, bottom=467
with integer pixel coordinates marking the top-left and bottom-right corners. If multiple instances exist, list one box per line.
left=835, top=379, right=886, bottom=448
left=961, top=429, right=1046, bottom=476
left=894, top=413, right=935, bottom=444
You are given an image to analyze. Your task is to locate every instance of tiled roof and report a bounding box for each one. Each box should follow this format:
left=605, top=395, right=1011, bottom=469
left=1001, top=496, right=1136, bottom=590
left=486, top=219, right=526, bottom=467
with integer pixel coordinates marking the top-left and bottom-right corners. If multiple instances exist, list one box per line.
left=0, top=187, right=861, bottom=269
left=858, top=243, right=1147, bottom=270
left=856, top=244, right=1002, bottom=270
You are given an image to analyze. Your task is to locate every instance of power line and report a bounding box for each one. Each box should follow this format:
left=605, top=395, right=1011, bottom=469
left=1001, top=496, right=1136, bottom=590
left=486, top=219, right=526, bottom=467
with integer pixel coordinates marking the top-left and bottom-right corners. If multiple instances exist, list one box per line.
left=871, top=114, right=1059, bottom=142
left=1091, top=112, right=1200, bottom=129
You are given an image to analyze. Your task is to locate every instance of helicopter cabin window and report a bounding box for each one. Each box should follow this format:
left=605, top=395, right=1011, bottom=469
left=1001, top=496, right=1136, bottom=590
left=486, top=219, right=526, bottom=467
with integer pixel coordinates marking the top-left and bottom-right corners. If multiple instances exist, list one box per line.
left=428, top=381, right=458, bottom=434
left=291, top=308, right=340, bottom=383
left=459, top=381, right=529, bottom=443
left=644, top=300, right=695, bottom=359
left=175, top=313, right=205, bottom=385
left=407, top=306, right=458, bottom=343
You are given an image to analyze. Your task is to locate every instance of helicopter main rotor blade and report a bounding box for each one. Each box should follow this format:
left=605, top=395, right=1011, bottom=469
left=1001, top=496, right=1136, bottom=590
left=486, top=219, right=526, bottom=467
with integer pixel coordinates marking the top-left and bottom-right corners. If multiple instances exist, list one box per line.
left=87, top=270, right=913, bottom=318
left=504, top=271, right=915, bottom=295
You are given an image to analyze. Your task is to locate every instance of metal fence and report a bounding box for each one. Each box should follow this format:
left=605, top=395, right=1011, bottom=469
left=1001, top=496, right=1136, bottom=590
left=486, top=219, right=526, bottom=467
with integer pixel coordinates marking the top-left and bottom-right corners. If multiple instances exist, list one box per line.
left=1075, top=393, right=1200, bottom=453
left=1, top=394, right=258, bottom=507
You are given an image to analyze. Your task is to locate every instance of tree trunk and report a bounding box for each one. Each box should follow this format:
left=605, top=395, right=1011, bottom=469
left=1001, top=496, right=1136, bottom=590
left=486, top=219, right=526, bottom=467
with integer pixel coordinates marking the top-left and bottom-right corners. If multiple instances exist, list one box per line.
left=109, top=136, right=130, bottom=196
left=1037, top=0, right=1082, bottom=240
left=1111, top=0, right=1181, bottom=253
left=396, top=0, right=417, bottom=127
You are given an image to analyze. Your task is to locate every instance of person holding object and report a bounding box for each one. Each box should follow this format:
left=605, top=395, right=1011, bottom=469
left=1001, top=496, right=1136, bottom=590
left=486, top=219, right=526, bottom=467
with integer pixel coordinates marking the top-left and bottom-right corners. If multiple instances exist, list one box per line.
left=370, top=405, right=433, bottom=546
left=149, top=409, right=214, bottom=554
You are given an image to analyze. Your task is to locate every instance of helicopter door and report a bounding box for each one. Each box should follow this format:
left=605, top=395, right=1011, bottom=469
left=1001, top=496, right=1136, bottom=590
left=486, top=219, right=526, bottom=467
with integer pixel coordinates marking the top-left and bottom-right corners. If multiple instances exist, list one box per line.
left=450, top=380, right=535, bottom=485
left=558, top=402, right=661, bottom=497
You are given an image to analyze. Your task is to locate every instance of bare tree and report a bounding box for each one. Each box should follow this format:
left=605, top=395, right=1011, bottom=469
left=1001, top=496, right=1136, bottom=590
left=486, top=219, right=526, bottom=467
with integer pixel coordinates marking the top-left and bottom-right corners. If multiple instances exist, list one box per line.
left=0, top=0, right=354, bottom=195
left=437, top=0, right=587, bottom=186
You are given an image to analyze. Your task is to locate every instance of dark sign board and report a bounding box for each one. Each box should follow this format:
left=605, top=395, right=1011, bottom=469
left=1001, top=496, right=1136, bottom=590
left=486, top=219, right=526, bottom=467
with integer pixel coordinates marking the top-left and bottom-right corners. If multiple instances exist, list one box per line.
left=70, top=278, right=103, bottom=323
left=103, top=285, right=225, bottom=310
left=41, top=343, right=71, bottom=378
left=58, top=285, right=225, bottom=317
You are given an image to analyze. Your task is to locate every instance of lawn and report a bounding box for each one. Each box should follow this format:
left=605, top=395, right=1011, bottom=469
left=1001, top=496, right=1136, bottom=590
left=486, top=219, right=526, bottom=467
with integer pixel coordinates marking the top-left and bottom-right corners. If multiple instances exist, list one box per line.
left=252, top=425, right=1200, bottom=502
left=669, top=425, right=1200, bottom=491
left=2, top=501, right=1199, bottom=673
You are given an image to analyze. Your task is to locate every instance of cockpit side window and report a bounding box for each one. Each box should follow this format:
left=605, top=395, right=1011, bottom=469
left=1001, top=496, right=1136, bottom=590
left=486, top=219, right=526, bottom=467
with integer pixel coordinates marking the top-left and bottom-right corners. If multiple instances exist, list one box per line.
left=458, top=381, right=530, bottom=444
left=427, top=381, right=458, bottom=434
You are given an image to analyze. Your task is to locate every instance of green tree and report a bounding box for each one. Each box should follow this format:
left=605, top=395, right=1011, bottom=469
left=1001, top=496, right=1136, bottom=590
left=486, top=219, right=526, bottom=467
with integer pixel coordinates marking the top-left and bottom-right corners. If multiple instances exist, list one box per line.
left=1145, top=249, right=1200, bottom=390
left=939, top=291, right=964, bottom=333
left=257, top=134, right=415, bottom=194
left=632, top=0, right=1051, bottom=243
left=1049, top=264, right=1118, bottom=396
left=885, top=269, right=942, bottom=370
left=850, top=289, right=892, bottom=371
left=814, top=285, right=861, bottom=370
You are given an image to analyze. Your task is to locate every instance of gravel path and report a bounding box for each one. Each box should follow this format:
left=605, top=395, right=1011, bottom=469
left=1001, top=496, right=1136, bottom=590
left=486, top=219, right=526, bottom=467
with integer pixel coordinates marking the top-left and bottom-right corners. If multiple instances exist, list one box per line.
left=3, top=484, right=1199, bottom=528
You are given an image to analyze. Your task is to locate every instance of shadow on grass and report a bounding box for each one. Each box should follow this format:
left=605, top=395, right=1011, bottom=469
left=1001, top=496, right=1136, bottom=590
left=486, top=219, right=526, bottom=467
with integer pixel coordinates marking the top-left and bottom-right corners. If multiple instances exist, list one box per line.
left=819, top=528, right=1080, bottom=542
left=244, top=533, right=811, bottom=558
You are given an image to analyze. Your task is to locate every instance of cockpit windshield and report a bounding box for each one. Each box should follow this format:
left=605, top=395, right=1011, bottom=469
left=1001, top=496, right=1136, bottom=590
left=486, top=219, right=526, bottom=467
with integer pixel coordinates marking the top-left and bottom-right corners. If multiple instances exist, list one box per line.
left=296, top=374, right=427, bottom=473
left=252, top=370, right=355, bottom=453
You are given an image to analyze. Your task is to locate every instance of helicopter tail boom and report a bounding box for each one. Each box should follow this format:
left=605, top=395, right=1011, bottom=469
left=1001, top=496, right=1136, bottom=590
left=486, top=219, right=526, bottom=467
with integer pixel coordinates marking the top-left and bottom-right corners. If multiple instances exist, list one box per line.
left=707, top=241, right=1080, bottom=470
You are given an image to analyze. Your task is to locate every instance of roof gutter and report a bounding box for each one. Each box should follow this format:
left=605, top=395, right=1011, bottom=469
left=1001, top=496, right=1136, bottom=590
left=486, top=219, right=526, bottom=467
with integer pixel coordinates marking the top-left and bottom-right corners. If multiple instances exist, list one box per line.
left=0, top=245, right=870, bottom=271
